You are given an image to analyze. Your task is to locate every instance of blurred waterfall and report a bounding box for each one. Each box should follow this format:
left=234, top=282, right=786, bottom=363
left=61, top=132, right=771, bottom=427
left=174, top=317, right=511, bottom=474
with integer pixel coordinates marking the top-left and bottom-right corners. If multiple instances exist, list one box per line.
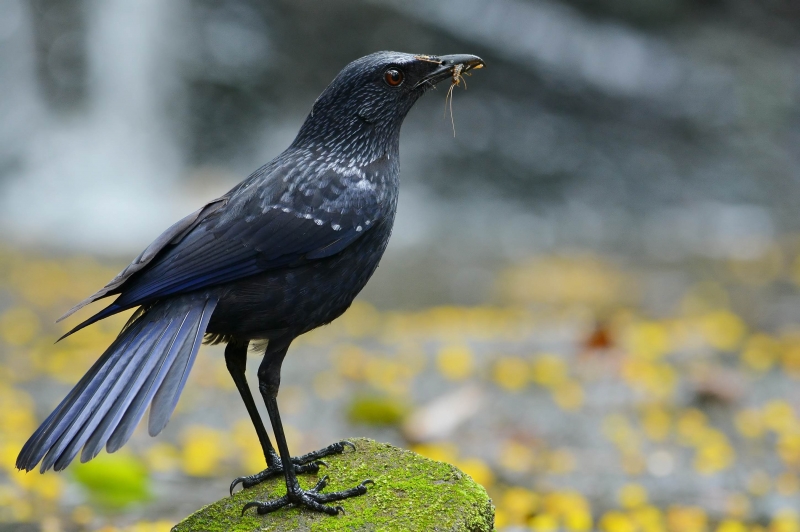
left=0, top=0, right=191, bottom=254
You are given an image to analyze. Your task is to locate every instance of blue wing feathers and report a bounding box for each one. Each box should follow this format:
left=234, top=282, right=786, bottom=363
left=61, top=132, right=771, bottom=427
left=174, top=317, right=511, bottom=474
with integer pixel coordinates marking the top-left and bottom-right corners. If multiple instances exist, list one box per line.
left=148, top=299, right=216, bottom=437
left=57, top=303, right=127, bottom=341
left=16, top=296, right=217, bottom=472
left=107, top=314, right=191, bottom=452
left=80, top=319, right=179, bottom=463
left=37, top=332, right=140, bottom=472
left=48, top=328, right=161, bottom=471
left=16, top=332, right=132, bottom=471
left=56, top=198, right=227, bottom=323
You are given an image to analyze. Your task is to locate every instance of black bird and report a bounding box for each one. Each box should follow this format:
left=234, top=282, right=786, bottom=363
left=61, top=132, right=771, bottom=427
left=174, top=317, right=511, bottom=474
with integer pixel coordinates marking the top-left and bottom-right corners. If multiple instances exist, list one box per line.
left=16, top=51, right=484, bottom=515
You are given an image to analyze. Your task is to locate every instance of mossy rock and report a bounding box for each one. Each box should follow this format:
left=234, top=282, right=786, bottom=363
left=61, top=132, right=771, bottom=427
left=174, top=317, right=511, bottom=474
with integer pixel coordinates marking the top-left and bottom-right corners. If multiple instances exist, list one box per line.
left=172, top=438, right=494, bottom=532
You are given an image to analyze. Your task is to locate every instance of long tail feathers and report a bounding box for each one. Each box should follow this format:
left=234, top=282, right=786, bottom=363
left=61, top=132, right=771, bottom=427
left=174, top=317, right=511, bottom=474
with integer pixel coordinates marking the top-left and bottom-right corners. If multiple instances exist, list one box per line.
left=16, top=296, right=218, bottom=473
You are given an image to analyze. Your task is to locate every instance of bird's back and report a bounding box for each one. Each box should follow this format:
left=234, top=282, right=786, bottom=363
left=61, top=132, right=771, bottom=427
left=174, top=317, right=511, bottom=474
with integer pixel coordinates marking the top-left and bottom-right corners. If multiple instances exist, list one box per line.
left=205, top=207, right=396, bottom=341
left=203, top=146, right=399, bottom=339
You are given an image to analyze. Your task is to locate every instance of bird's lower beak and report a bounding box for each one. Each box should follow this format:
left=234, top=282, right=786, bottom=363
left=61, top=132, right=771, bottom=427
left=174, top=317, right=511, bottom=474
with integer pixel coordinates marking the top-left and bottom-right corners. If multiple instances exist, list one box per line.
left=414, top=54, right=485, bottom=89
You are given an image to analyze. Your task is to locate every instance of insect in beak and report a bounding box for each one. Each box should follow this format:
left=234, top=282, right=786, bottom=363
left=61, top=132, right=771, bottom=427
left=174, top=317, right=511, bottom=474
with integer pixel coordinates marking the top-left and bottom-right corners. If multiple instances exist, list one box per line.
left=445, top=64, right=467, bottom=137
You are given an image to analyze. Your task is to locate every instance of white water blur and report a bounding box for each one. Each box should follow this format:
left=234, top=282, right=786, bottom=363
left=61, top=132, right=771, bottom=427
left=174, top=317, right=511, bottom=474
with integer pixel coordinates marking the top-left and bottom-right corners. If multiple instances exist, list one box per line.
left=0, top=0, right=195, bottom=254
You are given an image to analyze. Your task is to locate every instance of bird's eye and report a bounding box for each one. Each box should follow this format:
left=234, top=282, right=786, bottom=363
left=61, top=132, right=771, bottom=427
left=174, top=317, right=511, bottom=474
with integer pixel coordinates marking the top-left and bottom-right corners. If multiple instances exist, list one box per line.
left=384, top=68, right=404, bottom=87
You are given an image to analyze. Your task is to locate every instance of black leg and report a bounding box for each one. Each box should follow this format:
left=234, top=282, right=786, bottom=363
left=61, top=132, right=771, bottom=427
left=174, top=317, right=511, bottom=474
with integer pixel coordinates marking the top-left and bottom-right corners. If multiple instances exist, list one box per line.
left=241, top=338, right=373, bottom=516
left=225, top=340, right=277, bottom=461
left=225, top=340, right=324, bottom=494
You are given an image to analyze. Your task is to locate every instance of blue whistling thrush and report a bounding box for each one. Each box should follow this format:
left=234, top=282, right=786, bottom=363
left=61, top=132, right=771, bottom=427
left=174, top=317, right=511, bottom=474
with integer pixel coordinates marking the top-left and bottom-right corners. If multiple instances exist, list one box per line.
left=17, top=51, right=484, bottom=515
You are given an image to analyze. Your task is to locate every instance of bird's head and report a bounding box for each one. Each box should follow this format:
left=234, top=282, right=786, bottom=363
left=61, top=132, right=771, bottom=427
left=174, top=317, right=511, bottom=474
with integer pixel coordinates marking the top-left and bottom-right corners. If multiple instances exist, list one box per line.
left=292, top=51, right=484, bottom=160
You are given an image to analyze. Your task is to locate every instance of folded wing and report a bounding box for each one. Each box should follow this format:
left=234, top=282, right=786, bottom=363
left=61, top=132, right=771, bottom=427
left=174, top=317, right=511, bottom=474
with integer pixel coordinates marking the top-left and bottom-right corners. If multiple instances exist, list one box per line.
left=60, top=176, right=382, bottom=338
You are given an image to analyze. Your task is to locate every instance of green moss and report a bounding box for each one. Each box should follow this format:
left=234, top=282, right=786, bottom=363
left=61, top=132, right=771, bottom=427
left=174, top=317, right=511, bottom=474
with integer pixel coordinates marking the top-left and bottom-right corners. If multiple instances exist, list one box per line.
left=172, top=438, right=494, bottom=532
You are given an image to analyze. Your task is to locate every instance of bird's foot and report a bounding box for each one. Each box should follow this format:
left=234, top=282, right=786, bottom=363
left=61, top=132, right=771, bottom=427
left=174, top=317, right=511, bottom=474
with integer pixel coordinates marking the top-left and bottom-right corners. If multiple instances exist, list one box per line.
left=230, top=440, right=356, bottom=495
left=230, top=457, right=323, bottom=495
left=242, top=475, right=374, bottom=516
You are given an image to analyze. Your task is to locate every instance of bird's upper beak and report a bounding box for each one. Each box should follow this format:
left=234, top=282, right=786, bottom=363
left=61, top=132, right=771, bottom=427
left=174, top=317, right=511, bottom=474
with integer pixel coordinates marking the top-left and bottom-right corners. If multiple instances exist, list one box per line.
left=413, top=54, right=485, bottom=89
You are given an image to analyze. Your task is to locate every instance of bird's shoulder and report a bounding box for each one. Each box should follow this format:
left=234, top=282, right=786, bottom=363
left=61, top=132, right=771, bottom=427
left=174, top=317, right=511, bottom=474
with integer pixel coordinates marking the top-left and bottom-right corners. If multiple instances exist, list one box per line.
left=199, top=150, right=397, bottom=263
left=220, top=148, right=398, bottom=230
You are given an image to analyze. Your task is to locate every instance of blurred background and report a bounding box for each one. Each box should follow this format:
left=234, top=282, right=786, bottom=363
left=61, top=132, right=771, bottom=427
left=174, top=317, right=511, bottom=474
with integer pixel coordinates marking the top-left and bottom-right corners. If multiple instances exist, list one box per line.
left=1, top=0, right=800, bottom=530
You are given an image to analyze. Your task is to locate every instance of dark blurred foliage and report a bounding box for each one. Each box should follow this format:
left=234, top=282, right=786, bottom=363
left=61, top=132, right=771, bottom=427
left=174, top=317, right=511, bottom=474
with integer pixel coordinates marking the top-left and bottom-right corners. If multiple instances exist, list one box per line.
left=563, top=0, right=800, bottom=34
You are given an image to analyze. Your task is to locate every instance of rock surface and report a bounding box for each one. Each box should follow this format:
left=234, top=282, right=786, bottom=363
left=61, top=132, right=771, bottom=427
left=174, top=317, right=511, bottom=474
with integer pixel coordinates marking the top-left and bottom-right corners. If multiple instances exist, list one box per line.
left=171, top=438, right=495, bottom=532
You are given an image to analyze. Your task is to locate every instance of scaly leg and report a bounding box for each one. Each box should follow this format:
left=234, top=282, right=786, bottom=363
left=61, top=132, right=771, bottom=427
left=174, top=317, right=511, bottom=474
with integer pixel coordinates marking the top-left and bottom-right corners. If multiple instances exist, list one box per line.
left=241, top=339, right=372, bottom=515
left=225, top=340, right=332, bottom=494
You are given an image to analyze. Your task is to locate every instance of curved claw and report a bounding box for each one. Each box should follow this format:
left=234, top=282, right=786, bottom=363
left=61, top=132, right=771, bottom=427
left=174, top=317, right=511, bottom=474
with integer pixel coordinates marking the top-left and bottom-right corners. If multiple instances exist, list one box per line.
left=316, top=460, right=329, bottom=468
left=313, top=474, right=330, bottom=492
left=360, top=479, right=375, bottom=488
left=335, top=505, right=345, bottom=515
left=230, top=476, right=246, bottom=496
left=241, top=501, right=261, bottom=516
left=341, top=440, right=356, bottom=452
left=294, top=462, right=320, bottom=475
